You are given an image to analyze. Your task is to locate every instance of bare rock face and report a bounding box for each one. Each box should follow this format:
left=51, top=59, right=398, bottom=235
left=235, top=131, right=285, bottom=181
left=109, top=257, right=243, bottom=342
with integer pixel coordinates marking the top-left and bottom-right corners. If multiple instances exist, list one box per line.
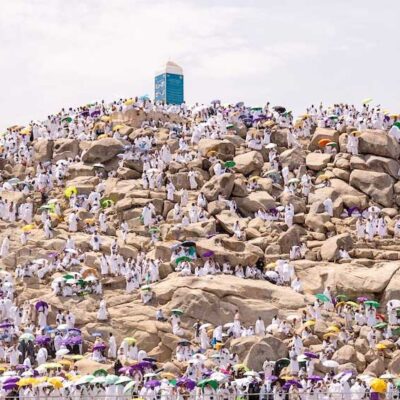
left=278, top=225, right=307, bottom=253
left=82, top=138, right=124, bottom=163
left=234, top=191, right=276, bottom=216
left=364, top=155, right=400, bottom=178
left=233, top=151, right=264, bottom=175
left=358, top=129, right=400, bottom=159
left=349, top=169, right=394, bottom=207
left=306, top=153, right=332, bottom=171
left=279, top=148, right=306, bottom=170
left=53, top=139, right=80, bottom=161
left=201, top=173, right=235, bottom=201
left=198, top=139, right=236, bottom=160
left=33, top=139, right=53, bottom=162
left=320, top=233, right=353, bottom=261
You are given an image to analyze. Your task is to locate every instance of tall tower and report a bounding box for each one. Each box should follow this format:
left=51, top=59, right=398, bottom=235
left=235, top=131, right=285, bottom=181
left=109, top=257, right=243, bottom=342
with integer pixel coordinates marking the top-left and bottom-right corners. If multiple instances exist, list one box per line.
left=154, top=61, right=184, bottom=105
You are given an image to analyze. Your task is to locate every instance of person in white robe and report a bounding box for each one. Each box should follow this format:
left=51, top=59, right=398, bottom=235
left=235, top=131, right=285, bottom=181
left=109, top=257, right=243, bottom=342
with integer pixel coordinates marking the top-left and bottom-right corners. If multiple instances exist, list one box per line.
left=0, top=235, right=10, bottom=258
left=255, top=317, right=265, bottom=336
left=97, top=299, right=108, bottom=321
left=323, top=197, right=333, bottom=217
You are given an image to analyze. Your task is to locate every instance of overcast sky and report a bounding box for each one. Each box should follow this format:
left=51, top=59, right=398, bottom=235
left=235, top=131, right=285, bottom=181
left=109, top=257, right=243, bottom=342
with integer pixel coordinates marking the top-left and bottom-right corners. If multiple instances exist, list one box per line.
left=1, top=0, right=399, bottom=129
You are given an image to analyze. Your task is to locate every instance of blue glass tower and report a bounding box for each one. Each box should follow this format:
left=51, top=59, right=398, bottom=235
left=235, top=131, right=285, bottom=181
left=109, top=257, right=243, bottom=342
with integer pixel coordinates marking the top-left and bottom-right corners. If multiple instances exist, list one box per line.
left=154, top=61, right=184, bottom=105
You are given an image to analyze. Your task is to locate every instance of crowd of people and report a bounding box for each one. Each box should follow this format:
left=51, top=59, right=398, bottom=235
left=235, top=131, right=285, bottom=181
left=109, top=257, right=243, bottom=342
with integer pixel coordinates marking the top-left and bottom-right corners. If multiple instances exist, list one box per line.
left=0, top=95, right=399, bottom=399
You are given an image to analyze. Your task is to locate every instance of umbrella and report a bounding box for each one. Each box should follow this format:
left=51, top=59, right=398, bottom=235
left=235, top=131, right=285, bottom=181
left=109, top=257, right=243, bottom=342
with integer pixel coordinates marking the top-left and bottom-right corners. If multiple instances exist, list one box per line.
left=35, top=335, right=50, bottom=345
left=91, top=376, right=107, bottom=384
left=265, top=143, right=277, bottom=149
left=3, top=383, right=18, bottom=391
left=41, top=362, right=62, bottom=369
left=64, top=186, right=77, bottom=198
left=56, top=348, right=70, bottom=357
left=35, top=301, right=48, bottom=311
left=105, top=375, right=119, bottom=385
left=276, top=358, right=290, bottom=367
left=365, top=300, right=380, bottom=308
left=19, top=333, right=35, bottom=342
left=370, top=378, right=387, bottom=393
left=57, top=324, right=68, bottom=331
left=224, top=161, right=236, bottom=168
left=202, top=250, right=214, bottom=258
left=308, top=375, right=323, bottom=381
left=318, top=139, right=331, bottom=148
left=197, top=378, right=218, bottom=390
left=346, top=301, right=359, bottom=308
left=123, top=380, right=138, bottom=393
left=62, top=116, right=73, bottom=123
left=315, top=293, right=330, bottom=303
left=374, top=322, right=388, bottom=329
left=93, top=343, right=106, bottom=351
left=115, top=376, right=132, bottom=385
left=177, top=377, right=196, bottom=390
left=303, top=320, right=316, bottom=328
left=181, top=240, right=196, bottom=248
left=175, top=256, right=192, bottom=264
left=144, top=380, right=161, bottom=389
left=171, top=309, right=184, bottom=316
left=326, top=142, right=337, bottom=147
left=362, top=98, right=373, bottom=104
left=22, top=224, right=35, bottom=232
left=322, top=360, right=339, bottom=368
left=100, top=198, right=114, bottom=209
left=304, top=352, right=318, bottom=359
left=141, top=284, right=151, bottom=291
left=124, top=99, right=134, bottom=106
left=288, top=178, right=300, bottom=184
left=123, top=337, right=136, bottom=345
left=100, top=115, right=111, bottom=122
left=326, top=326, right=340, bottom=333
left=48, top=377, right=63, bottom=389
left=113, top=124, right=124, bottom=131
left=376, top=343, right=387, bottom=350
left=273, top=106, right=286, bottom=114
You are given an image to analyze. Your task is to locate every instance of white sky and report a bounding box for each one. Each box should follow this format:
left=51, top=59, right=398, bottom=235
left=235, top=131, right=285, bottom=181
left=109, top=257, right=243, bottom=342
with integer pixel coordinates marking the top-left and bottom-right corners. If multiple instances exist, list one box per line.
left=0, top=0, right=399, bottom=130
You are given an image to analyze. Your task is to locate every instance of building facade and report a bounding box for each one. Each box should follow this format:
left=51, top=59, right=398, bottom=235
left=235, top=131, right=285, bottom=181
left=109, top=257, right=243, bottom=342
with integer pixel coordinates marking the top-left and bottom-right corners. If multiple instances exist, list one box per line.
left=154, top=61, right=184, bottom=105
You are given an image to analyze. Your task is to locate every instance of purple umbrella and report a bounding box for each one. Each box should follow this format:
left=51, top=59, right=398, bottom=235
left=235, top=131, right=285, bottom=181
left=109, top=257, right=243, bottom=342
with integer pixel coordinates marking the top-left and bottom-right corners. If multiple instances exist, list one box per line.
left=357, top=296, right=368, bottom=303
left=136, top=361, right=154, bottom=369
left=15, top=364, right=28, bottom=371
left=93, top=343, right=106, bottom=351
left=47, top=252, right=58, bottom=258
left=119, top=366, right=131, bottom=374
left=35, top=336, right=50, bottom=345
left=265, top=375, right=278, bottom=381
left=91, top=110, right=101, bottom=118
left=202, top=251, right=214, bottom=258
left=304, top=352, right=319, bottom=359
left=0, top=322, right=13, bottom=329
left=308, top=375, right=323, bottom=381
left=177, top=378, right=196, bottom=390
left=4, top=377, right=20, bottom=384
left=145, top=380, right=161, bottom=389
left=68, top=328, right=81, bottom=334
left=80, top=110, right=89, bottom=117
left=3, top=383, right=18, bottom=391
left=62, top=336, right=82, bottom=346
left=35, top=300, right=48, bottom=311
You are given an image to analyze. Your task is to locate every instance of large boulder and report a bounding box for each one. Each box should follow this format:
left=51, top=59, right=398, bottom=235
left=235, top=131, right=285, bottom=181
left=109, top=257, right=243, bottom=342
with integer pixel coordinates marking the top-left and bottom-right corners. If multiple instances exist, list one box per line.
left=278, top=225, right=307, bottom=253
left=198, top=139, right=235, bottom=160
left=358, top=130, right=400, bottom=159
left=279, top=148, right=306, bottom=170
left=364, top=155, right=400, bottom=178
left=82, top=138, right=124, bottom=163
left=320, top=233, right=353, bottom=261
left=308, top=128, right=339, bottom=151
left=234, top=191, right=276, bottom=216
left=33, top=139, right=53, bottom=162
left=53, top=139, right=80, bottom=161
left=233, top=151, right=264, bottom=175
left=349, top=170, right=394, bottom=207
left=306, top=153, right=331, bottom=171
left=201, top=173, right=235, bottom=201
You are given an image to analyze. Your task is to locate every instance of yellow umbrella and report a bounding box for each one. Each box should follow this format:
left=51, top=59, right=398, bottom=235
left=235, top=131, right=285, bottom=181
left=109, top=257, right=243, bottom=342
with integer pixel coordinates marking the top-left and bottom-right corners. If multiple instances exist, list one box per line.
left=59, top=359, right=73, bottom=367
left=370, top=378, right=387, bottom=393
left=346, top=301, right=359, bottom=308
left=124, top=99, right=134, bottom=106
left=47, top=377, right=64, bottom=389
left=281, top=375, right=296, bottom=380
left=64, top=186, right=78, bottom=198
left=63, top=354, right=84, bottom=360
left=215, top=342, right=224, bottom=351
left=362, top=98, right=373, bottom=104
left=101, top=115, right=111, bottom=122
left=18, top=377, right=38, bottom=387
left=113, top=124, right=124, bottom=132
left=264, top=262, right=276, bottom=270
left=49, top=213, right=62, bottom=222
left=84, top=218, right=96, bottom=225
left=97, top=133, right=109, bottom=139
left=264, top=120, right=275, bottom=127
left=323, top=332, right=338, bottom=339
left=22, top=224, right=35, bottom=232
left=20, top=127, right=32, bottom=135
left=303, top=320, right=316, bottom=328
left=124, top=337, right=137, bottom=345
left=326, top=326, right=340, bottom=333
left=376, top=343, right=387, bottom=350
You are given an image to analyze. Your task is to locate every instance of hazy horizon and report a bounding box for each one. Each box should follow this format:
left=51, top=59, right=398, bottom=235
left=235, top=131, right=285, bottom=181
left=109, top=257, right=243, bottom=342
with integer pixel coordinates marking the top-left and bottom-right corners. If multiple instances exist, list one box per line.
left=1, top=0, right=399, bottom=130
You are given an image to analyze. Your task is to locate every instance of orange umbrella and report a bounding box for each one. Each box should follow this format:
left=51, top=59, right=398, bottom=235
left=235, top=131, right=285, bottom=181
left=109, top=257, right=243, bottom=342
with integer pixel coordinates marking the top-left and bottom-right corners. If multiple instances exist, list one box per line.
left=318, top=138, right=331, bottom=147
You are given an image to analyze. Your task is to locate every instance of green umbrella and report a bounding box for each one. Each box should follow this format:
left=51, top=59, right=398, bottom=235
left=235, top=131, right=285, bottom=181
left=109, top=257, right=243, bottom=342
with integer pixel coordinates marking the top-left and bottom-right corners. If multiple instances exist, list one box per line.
left=224, top=161, right=236, bottom=168
left=365, top=300, right=380, bottom=308
left=93, top=369, right=108, bottom=377
left=276, top=358, right=290, bottom=367
left=336, top=294, right=348, bottom=301
left=197, top=379, right=218, bottom=390
left=91, top=376, right=107, bottom=384
left=393, top=327, right=400, bottom=336
left=63, top=274, right=75, bottom=280
left=394, top=122, right=400, bottom=129
left=105, top=375, right=119, bottom=385
left=374, top=322, right=387, bottom=329
left=226, top=124, right=234, bottom=129
left=149, top=227, right=160, bottom=233
left=171, top=309, right=184, bottom=315
left=251, top=107, right=263, bottom=111
left=315, top=293, right=330, bottom=303
left=175, top=256, right=192, bottom=264
left=100, top=198, right=114, bottom=209
left=62, top=116, right=73, bottom=123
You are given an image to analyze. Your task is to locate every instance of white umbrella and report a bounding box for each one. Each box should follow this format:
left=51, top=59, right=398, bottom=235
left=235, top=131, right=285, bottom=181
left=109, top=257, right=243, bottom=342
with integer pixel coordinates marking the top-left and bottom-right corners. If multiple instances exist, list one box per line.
left=387, top=300, right=400, bottom=309
left=380, top=373, right=395, bottom=379
left=265, top=271, right=279, bottom=279
left=322, top=360, right=339, bottom=369
left=56, top=348, right=70, bottom=357
left=266, top=143, right=277, bottom=149
left=223, top=322, right=234, bottom=329
left=211, top=372, right=229, bottom=382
